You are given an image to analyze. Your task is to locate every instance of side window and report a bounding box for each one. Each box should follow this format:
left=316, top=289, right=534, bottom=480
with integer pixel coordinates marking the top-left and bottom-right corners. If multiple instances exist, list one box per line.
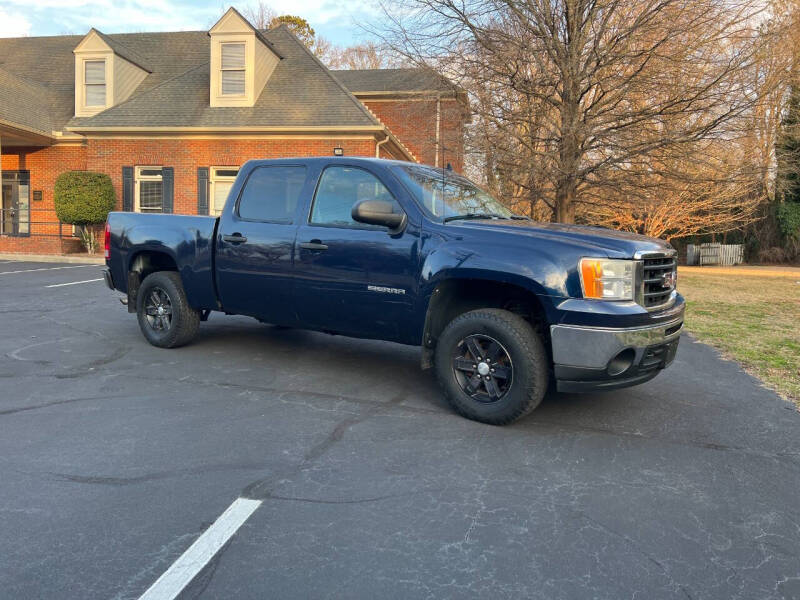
left=237, top=166, right=307, bottom=223
left=310, top=166, right=398, bottom=227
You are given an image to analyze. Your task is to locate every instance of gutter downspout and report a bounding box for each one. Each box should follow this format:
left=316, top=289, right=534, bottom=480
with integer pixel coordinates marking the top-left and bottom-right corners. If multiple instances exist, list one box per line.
left=376, top=133, right=390, bottom=158
left=434, top=95, right=441, bottom=167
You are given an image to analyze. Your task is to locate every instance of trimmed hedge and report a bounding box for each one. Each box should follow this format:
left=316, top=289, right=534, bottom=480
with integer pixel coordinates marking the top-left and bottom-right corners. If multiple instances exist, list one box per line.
left=54, top=171, right=116, bottom=226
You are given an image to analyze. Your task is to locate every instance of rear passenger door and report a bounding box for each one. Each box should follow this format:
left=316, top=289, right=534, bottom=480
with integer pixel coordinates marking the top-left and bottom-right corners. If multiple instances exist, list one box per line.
left=292, top=164, right=419, bottom=342
left=215, top=164, right=309, bottom=324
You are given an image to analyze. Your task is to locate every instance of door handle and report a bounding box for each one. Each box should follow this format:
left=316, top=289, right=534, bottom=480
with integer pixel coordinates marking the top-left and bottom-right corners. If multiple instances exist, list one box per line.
left=222, top=233, right=247, bottom=244
left=299, top=240, right=328, bottom=251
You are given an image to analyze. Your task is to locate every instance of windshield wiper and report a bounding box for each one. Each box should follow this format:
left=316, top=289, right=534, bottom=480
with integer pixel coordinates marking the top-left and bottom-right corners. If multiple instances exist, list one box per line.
left=443, top=213, right=510, bottom=223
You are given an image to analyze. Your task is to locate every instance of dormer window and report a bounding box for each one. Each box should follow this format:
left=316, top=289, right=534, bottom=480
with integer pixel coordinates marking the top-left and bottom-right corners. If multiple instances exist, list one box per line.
left=208, top=7, right=281, bottom=108
left=84, top=60, right=107, bottom=107
left=73, top=28, right=150, bottom=117
left=221, top=43, right=246, bottom=96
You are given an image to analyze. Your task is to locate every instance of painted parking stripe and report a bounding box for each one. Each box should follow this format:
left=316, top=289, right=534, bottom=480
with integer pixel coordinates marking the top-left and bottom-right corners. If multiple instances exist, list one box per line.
left=0, top=265, right=94, bottom=275
left=138, top=498, right=262, bottom=600
left=45, top=278, right=104, bottom=288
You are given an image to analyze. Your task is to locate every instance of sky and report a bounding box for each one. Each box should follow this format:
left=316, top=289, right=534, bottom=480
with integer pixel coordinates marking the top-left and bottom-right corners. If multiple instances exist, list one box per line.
left=0, top=0, right=384, bottom=44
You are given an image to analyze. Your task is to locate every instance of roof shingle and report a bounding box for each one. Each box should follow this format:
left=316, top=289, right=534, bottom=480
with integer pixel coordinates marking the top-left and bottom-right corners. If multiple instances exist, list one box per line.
left=0, top=68, right=53, bottom=135
left=332, top=68, right=459, bottom=94
left=88, top=28, right=153, bottom=72
left=0, top=27, right=455, bottom=133
left=69, top=26, right=381, bottom=130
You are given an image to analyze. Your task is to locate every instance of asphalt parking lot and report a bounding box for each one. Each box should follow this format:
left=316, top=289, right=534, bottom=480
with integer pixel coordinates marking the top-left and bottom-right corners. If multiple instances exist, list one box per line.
left=1, top=259, right=799, bottom=600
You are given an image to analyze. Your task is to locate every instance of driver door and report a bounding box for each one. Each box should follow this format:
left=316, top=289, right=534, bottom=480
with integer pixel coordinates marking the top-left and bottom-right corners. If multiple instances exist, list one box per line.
left=292, top=164, right=419, bottom=342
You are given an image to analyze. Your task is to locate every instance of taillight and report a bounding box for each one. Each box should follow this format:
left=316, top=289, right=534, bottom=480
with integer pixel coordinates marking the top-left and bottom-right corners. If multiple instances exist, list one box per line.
left=104, top=222, right=111, bottom=259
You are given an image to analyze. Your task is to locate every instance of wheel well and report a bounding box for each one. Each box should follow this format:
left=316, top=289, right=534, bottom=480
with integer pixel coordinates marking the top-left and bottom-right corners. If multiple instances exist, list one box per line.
left=423, top=279, right=549, bottom=350
left=126, top=251, right=178, bottom=313
left=129, top=251, right=178, bottom=281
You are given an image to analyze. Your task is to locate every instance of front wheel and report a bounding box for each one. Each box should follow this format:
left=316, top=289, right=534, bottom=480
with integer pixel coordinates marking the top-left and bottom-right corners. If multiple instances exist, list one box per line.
left=136, top=271, right=200, bottom=348
left=434, top=309, right=548, bottom=425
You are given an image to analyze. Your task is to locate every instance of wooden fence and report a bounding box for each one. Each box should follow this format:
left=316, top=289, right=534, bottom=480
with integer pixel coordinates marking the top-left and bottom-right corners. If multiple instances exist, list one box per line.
left=686, top=243, right=744, bottom=266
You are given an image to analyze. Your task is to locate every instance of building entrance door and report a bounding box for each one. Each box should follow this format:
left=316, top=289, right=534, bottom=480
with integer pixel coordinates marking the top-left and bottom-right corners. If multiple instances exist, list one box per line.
left=1, top=180, right=16, bottom=235
left=1, top=171, right=30, bottom=235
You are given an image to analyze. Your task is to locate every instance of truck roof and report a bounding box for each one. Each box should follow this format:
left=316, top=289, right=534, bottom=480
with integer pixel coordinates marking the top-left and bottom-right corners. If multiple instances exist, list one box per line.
left=242, top=157, right=426, bottom=170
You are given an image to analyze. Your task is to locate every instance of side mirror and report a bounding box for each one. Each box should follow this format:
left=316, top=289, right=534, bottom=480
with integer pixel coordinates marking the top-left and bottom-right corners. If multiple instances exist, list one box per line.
left=351, top=200, right=407, bottom=232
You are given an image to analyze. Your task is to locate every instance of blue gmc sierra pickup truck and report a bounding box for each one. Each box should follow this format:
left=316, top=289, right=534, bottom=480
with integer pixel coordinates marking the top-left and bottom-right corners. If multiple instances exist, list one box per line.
left=104, top=157, right=684, bottom=425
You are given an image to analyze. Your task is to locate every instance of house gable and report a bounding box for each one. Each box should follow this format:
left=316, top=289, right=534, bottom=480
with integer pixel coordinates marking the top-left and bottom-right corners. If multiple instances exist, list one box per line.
left=68, top=26, right=386, bottom=133
left=208, top=7, right=281, bottom=108
left=73, top=29, right=149, bottom=117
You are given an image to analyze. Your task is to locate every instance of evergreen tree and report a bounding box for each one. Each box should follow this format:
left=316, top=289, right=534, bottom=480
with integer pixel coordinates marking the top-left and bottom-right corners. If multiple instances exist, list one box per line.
left=776, top=82, right=800, bottom=241
left=777, top=83, right=800, bottom=205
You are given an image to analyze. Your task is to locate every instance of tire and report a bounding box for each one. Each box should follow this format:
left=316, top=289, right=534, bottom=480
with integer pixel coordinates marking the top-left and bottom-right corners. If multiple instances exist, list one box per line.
left=136, top=271, right=201, bottom=348
left=434, top=309, right=548, bottom=425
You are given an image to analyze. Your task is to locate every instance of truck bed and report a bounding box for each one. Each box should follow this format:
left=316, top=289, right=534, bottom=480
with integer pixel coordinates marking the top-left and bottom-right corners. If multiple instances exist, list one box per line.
left=106, top=212, right=219, bottom=310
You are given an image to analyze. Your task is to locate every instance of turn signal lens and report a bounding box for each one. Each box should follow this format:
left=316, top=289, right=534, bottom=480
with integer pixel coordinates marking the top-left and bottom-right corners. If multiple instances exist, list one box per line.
left=104, top=222, right=111, bottom=260
left=579, top=258, right=634, bottom=301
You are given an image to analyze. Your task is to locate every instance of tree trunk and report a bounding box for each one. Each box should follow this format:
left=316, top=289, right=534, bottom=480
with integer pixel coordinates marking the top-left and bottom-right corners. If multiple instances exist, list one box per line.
left=554, top=2, right=583, bottom=225
left=554, top=116, right=581, bottom=223
left=554, top=182, right=577, bottom=223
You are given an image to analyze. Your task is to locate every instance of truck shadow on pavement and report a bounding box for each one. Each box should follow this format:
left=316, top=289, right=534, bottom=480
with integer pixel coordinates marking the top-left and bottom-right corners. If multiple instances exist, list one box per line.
left=179, top=319, right=675, bottom=428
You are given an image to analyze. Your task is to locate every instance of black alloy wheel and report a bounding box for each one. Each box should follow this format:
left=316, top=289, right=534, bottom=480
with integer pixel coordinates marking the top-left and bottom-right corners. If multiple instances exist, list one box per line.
left=434, top=308, right=548, bottom=425
left=136, top=271, right=201, bottom=348
left=452, top=334, right=513, bottom=403
left=143, top=286, right=173, bottom=332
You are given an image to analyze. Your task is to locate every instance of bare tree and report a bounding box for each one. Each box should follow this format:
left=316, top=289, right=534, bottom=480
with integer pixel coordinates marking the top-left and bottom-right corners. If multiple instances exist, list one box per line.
left=325, top=41, right=401, bottom=70
left=240, top=0, right=276, bottom=29
left=375, top=0, right=774, bottom=231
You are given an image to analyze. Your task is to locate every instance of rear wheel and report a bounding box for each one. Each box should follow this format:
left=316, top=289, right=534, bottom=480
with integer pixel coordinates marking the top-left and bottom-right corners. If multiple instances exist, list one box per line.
left=136, top=271, right=200, bottom=348
left=434, top=309, right=548, bottom=425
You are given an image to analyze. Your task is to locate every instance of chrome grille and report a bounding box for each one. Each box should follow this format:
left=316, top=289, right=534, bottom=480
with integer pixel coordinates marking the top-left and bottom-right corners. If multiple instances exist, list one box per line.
left=641, top=255, right=677, bottom=309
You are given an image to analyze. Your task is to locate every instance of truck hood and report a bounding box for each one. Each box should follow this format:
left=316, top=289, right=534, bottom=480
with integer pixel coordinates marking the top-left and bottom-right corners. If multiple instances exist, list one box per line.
left=449, top=219, right=673, bottom=258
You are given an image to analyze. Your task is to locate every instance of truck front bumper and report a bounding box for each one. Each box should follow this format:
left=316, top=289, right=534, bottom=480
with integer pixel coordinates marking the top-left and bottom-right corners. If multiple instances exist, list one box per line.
left=550, top=310, right=684, bottom=393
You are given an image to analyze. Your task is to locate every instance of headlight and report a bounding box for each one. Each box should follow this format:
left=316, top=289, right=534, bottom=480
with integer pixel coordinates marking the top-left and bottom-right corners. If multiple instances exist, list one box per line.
left=579, top=258, right=635, bottom=301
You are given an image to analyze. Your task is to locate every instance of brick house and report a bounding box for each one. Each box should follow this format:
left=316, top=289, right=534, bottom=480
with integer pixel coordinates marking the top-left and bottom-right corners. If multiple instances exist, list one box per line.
left=0, top=7, right=467, bottom=254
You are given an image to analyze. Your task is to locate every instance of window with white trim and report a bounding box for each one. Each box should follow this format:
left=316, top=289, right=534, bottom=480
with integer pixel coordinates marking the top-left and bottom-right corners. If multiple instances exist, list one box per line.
left=135, top=167, right=164, bottom=213
left=220, top=43, right=246, bottom=96
left=210, top=167, right=239, bottom=215
left=84, top=59, right=106, bottom=107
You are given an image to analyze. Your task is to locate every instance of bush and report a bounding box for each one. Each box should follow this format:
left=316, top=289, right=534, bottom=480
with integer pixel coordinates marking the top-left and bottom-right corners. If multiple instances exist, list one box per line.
left=776, top=202, right=800, bottom=241
left=54, top=171, right=115, bottom=226
left=758, top=246, right=787, bottom=264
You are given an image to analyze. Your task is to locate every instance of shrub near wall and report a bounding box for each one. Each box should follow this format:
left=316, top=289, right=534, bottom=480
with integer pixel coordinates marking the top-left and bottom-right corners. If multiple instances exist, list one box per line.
left=54, top=171, right=116, bottom=253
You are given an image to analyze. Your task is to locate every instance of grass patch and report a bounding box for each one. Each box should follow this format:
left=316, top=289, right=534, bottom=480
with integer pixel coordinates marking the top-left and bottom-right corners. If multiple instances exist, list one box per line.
left=678, top=271, right=800, bottom=405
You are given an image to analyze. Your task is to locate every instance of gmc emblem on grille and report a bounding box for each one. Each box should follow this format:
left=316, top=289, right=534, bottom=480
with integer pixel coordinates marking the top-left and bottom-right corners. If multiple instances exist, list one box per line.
left=661, top=271, right=676, bottom=288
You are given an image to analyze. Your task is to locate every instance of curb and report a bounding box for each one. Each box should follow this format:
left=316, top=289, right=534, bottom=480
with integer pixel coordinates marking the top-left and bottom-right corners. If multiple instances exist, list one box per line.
left=0, top=253, right=105, bottom=265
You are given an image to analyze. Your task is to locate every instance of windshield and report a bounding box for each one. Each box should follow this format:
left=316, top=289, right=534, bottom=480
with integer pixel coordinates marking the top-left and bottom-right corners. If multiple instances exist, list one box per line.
left=392, top=164, right=516, bottom=221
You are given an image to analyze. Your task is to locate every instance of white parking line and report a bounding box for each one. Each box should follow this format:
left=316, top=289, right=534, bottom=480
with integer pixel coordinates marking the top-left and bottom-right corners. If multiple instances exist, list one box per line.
left=45, top=278, right=104, bottom=288
left=0, top=265, right=94, bottom=275
left=138, top=498, right=262, bottom=600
